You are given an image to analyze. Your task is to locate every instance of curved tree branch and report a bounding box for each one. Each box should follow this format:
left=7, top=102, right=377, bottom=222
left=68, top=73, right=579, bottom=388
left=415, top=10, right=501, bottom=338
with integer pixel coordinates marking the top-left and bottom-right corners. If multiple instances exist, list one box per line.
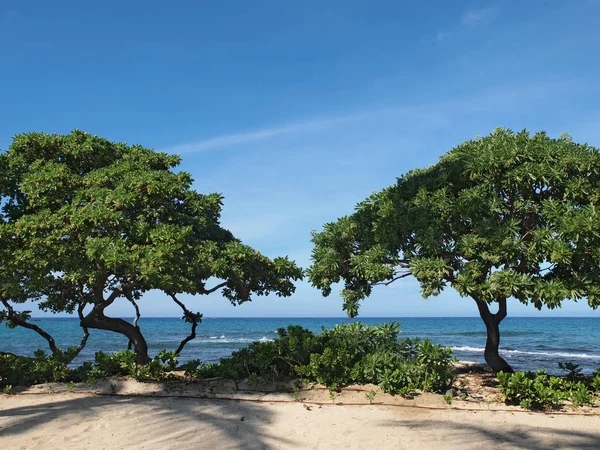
left=495, top=297, right=507, bottom=324
left=1, top=298, right=59, bottom=354
left=66, top=301, right=90, bottom=363
left=201, top=281, right=228, bottom=295
left=82, top=306, right=151, bottom=366
left=125, top=293, right=141, bottom=351
left=168, top=293, right=202, bottom=355
left=372, top=271, right=412, bottom=287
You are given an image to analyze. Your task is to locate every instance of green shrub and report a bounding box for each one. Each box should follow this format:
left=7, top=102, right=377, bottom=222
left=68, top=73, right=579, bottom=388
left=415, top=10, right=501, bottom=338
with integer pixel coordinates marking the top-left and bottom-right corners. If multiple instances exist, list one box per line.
left=365, top=389, right=377, bottom=404
left=570, top=381, right=595, bottom=407
left=155, top=350, right=179, bottom=371
left=205, top=322, right=455, bottom=395
left=1, top=348, right=182, bottom=387
left=193, top=362, right=220, bottom=378
left=82, top=349, right=183, bottom=382
left=203, top=326, right=321, bottom=384
left=136, top=359, right=169, bottom=381
left=89, top=350, right=137, bottom=379
left=180, top=359, right=203, bottom=377
left=0, top=351, right=72, bottom=387
left=296, top=322, right=404, bottom=389
left=414, top=339, right=455, bottom=392
left=593, top=370, right=600, bottom=392
left=498, top=365, right=599, bottom=410
left=558, top=362, right=583, bottom=380
left=1, top=321, right=457, bottom=396
left=295, top=324, right=453, bottom=394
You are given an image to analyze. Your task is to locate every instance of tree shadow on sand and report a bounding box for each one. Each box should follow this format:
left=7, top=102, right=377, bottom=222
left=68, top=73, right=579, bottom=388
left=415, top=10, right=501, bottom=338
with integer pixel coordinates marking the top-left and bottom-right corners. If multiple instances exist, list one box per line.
left=0, top=393, right=294, bottom=449
left=382, top=416, right=600, bottom=450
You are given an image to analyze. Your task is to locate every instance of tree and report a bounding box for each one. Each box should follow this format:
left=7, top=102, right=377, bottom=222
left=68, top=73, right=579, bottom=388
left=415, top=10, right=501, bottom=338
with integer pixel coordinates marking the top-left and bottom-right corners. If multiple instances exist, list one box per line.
left=1, top=159, right=90, bottom=361
left=0, top=131, right=302, bottom=366
left=308, top=129, right=600, bottom=373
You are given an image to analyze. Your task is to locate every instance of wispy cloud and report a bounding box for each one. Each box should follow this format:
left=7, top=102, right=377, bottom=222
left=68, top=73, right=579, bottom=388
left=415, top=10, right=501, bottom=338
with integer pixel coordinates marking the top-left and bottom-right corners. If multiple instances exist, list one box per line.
left=436, top=31, right=450, bottom=42
left=164, top=112, right=371, bottom=154
left=163, top=80, right=575, bottom=155
left=435, top=6, right=500, bottom=43
left=460, top=7, right=500, bottom=26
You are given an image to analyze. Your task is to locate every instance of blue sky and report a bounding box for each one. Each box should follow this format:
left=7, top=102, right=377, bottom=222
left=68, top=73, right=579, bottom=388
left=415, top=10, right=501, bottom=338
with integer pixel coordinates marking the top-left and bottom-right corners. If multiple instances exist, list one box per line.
left=1, top=0, right=600, bottom=317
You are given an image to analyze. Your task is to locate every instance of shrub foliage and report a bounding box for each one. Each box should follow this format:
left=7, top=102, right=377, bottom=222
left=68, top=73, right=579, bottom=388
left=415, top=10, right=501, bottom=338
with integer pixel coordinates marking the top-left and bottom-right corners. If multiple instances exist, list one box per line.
left=1, top=322, right=455, bottom=396
left=497, top=364, right=600, bottom=410
left=3, top=323, right=599, bottom=410
left=192, top=322, right=455, bottom=395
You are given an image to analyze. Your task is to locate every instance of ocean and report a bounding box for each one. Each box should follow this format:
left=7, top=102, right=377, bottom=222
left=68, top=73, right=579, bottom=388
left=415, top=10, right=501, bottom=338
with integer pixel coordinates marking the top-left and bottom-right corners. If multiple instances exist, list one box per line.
left=1, top=317, right=599, bottom=374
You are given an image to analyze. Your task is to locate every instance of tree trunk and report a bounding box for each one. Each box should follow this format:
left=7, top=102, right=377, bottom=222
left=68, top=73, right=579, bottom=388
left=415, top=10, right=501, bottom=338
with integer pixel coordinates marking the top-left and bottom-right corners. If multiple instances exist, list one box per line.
left=126, top=295, right=141, bottom=351
left=474, top=298, right=514, bottom=373
left=82, top=307, right=151, bottom=366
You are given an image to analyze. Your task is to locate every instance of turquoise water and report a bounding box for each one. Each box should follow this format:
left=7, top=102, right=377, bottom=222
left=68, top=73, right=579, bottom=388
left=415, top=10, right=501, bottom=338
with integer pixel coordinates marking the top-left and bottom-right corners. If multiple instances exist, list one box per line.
left=1, top=317, right=599, bottom=373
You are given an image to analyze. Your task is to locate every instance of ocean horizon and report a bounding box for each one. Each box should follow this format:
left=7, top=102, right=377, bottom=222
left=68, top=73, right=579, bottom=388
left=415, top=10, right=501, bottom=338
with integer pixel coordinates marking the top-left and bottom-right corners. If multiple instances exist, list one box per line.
left=3, top=316, right=599, bottom=374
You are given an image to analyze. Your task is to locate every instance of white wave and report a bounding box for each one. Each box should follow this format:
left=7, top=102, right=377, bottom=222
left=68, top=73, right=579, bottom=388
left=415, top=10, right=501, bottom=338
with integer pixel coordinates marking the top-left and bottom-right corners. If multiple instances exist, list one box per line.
left=451, top=346, right=485, bottom=352
left=502, top=349, right=600, bottom=360
left=196, top=336, right=274, bottom=344
left=450, top=346, right=600, bottom=360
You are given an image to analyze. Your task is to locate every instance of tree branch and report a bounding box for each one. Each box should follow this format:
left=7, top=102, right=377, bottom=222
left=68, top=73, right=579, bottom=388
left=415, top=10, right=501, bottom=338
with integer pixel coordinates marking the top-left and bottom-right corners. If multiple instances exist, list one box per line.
left=125, top=292, right=141, bottom=351
left=103, top=286, right=125, bottom=308
left=201, top=281, right=228, bottom=295
left=102, top=279, right=144, bottom=309
left=168, top=293, right=202, bottom=355
left=538, top=263, right=557, bottom=273
left=1, top=298, right=58, bottom=354
left=66, top=301, right=90, bottom=363
left=495, top=297, right=508, bottom=324
left=372, top=271, right=413, bottom=287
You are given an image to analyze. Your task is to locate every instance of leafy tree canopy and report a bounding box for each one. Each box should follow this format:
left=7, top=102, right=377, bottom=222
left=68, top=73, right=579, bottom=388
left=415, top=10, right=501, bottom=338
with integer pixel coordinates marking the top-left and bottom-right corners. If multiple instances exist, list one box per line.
left=0, top=131, right=303, bottom=364
left=308, top=129, right=600, bottom=371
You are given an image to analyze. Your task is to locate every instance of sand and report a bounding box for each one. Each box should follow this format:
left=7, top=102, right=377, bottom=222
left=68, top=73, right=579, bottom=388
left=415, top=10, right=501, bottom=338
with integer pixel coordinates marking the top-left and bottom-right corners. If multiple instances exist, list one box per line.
left=1, top=385, right=599, bottom=450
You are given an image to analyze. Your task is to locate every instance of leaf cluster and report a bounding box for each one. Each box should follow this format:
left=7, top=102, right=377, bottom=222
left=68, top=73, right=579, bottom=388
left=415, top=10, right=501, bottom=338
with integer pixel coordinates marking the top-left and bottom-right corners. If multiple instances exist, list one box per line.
left=497, top=365, right=600, bottom=410
left=0, top=349, right=186, bottom=388
left=0, top=130, right=302, bottom=313
left=0, top=131, right=302, bottom=362
left=308, top=129, right=600, bottom=315
left=199, top=322, right=455, bottom=395
left=0, top=350, right=72, bottom=387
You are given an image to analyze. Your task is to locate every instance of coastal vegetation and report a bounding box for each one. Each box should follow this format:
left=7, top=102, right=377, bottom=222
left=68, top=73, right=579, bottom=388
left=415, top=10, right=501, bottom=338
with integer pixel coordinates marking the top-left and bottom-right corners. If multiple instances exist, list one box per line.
left=194, top=322, right=454, bottom=395
left=0, top=131, right=302, bottom=366
left=308, top=129, right=600, bottom=373
left=1, top=129, right=599, bottom=412
left=1, top=323, right=599, bottom=411
left=497, top=365, right=600, bottom=410
left=0, top=322, right=454, bottom=396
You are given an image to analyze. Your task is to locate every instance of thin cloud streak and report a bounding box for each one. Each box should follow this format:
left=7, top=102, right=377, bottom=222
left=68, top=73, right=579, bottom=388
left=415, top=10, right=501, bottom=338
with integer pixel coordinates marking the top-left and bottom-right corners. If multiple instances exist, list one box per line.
left=165, top=111, right=378, bottom=154
left=163, top=80, right=577, bottom=155
left=436, top=6, right=500, bottom=43
left=460, top=7, right=499, bottom=26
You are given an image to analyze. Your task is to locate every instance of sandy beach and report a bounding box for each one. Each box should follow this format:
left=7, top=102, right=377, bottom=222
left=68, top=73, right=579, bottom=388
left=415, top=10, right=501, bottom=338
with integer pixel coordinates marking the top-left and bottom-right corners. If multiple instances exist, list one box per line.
left=1, top=379, right=599, bottom=450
